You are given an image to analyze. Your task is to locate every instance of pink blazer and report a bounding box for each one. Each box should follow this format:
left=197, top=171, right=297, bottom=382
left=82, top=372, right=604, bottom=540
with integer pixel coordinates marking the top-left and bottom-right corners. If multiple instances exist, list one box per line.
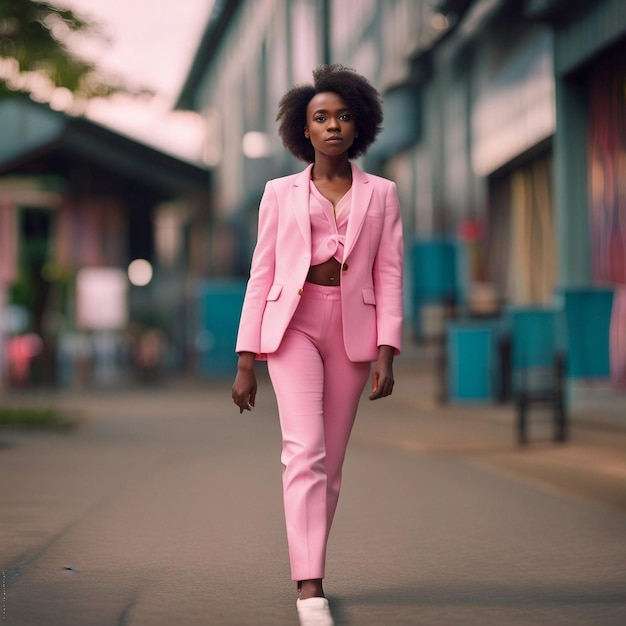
left=235, top=162, right=403, bottom=362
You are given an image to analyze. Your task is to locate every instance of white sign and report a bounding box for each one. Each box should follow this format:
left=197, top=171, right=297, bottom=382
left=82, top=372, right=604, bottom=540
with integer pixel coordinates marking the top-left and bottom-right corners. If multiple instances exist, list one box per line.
left=76, top=268, right=128, bottom=330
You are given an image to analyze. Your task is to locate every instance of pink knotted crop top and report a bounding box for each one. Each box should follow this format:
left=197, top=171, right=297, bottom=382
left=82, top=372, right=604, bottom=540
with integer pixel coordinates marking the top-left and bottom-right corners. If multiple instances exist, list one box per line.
left=309, top=181, right=351, bottom=265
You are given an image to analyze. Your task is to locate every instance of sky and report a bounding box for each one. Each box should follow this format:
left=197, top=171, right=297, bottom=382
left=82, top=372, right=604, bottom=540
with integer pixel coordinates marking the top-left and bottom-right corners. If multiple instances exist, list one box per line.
left=57, top=0, right=215, bottom=163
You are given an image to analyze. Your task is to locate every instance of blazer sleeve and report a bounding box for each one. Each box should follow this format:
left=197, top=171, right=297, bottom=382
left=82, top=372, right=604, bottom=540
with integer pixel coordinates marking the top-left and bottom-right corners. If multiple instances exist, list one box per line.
left=235, top=181, right=278, bottom=356
left=372, top=181, right=404, bottom=354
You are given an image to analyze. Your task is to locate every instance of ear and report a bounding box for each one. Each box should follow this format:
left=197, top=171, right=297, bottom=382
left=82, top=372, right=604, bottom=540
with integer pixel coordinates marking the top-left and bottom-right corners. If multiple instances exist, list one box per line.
left=304, top=128, right=310, bottom=139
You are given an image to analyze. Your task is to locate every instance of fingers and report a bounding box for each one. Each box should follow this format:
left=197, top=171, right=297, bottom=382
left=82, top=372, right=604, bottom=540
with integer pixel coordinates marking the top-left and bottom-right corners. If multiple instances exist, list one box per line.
left=368, top=374, right=394, bottom=400
left=234, top=399, right=252, bottom=413
left=232, top=388, right=254, bottom=413
left=369, top=371, right=380, bottom=400
left=232, top=394, right=254, bottom=413
left=369, top=384, right=393, bottom=400
left=232, top=371, right=257, bottom=413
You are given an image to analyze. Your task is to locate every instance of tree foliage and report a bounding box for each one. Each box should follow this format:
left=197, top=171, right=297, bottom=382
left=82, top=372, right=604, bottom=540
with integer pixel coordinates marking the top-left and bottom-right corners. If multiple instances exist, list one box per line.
left=0, top=0, right=120, bottom=103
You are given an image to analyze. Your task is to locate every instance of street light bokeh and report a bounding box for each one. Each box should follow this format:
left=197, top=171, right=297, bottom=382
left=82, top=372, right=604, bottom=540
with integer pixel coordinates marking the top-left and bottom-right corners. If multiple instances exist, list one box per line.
left=128, top=259, right=153, bottom=287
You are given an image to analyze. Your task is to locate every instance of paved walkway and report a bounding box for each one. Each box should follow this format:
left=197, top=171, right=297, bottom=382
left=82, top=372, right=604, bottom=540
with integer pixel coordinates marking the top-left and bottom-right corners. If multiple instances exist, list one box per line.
left=1, top=351, right=625, bottom=625
left=384, top=348, right=626, bottom=514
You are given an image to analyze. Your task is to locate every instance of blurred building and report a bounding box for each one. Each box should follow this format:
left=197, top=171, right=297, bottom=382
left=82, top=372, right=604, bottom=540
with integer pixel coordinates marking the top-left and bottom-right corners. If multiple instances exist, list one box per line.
left=177, top=0, right=625, bottom=392
left=0, top=97, right=211, bottom=387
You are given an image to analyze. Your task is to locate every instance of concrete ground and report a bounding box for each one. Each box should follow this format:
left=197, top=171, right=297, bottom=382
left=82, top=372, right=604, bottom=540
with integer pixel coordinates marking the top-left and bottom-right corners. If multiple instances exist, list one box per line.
left=1, top=350, right=625, bottom=625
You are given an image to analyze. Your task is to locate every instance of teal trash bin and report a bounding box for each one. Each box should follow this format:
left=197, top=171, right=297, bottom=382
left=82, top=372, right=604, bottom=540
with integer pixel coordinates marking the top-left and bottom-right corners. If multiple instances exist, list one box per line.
left=411, top=239, right=462, bottom=339
left=195, top=281, right=246, bottom=377
left=446, top=320, right=499, bottom=402
left=562, top=287, right=614, bottom=378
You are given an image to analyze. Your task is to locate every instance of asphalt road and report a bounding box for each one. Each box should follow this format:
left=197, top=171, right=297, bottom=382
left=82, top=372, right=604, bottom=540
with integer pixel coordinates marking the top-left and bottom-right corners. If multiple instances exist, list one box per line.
left=1, top=362, right=625, bottom=625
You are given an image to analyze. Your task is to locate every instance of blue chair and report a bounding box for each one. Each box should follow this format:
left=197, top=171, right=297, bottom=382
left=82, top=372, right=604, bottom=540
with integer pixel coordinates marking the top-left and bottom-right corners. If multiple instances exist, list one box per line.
left=508, top=307, right=567, bottom=444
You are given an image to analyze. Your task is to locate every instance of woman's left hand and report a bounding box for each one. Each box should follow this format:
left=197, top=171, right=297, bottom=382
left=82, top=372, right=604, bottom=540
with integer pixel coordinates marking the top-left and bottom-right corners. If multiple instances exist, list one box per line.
left=369, top=345, right=395, bottom=400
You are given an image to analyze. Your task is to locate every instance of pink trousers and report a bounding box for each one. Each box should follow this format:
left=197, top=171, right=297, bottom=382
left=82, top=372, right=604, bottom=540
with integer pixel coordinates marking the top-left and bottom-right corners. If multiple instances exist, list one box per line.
left=267, top=282, right=370, bottom=581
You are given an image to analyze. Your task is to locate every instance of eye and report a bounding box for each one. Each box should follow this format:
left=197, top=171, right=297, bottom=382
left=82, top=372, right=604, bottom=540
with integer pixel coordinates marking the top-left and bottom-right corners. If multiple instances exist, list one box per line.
left=314, top=115, right=327, bottom=123
left=339, top=113, right=351, bottom=121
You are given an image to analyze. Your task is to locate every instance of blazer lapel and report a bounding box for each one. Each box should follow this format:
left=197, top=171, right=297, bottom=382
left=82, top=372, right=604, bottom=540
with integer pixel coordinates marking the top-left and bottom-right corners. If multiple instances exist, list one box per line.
left=344, top=163, right=374, bottom=259
left=290, top=163, right=314, bottom=248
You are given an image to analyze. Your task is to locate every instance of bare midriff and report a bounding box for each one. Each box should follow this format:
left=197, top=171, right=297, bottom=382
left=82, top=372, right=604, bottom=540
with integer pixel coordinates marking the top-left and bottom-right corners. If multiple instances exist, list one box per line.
left=306, top=257, right=342, bottom=286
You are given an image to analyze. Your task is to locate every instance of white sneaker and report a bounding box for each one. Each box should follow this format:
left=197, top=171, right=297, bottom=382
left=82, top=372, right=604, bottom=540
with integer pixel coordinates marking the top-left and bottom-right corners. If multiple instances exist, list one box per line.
left=296, top=597, right=335, bottom=626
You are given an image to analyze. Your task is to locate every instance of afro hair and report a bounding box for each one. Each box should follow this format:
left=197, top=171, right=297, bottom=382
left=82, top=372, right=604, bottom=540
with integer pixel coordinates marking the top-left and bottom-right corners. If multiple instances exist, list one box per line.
left=276, top=64, right=383, bottom=162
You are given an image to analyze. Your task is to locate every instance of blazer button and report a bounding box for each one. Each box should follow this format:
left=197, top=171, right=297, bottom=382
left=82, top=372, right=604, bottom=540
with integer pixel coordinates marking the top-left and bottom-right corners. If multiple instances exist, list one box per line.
left=298, top=288, right=303, bottom=296
left=342, top=262, right=349, bottom=271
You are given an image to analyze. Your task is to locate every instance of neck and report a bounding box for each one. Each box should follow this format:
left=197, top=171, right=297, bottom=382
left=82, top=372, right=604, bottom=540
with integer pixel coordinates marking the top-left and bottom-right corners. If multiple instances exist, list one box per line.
left=311, top=157, right=352, bottom=181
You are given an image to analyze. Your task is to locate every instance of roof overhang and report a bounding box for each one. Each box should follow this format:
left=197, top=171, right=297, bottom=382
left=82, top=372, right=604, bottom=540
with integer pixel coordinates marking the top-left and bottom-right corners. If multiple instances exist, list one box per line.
left=0, top=98, right=210, bottom=196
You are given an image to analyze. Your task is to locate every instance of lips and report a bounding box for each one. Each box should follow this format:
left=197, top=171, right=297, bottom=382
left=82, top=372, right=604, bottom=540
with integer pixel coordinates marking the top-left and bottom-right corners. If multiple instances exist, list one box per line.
left=326, top=136, right=342, bottom=143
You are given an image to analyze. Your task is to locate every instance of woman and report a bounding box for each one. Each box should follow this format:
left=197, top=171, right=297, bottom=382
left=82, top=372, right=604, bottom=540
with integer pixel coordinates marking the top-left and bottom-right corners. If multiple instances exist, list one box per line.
left=232, top=64, right=403, bottom=626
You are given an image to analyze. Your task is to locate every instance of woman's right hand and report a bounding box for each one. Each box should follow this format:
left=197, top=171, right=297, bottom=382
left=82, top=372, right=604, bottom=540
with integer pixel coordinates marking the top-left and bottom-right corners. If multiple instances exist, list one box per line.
left=231, top=352, right=257, bottom=413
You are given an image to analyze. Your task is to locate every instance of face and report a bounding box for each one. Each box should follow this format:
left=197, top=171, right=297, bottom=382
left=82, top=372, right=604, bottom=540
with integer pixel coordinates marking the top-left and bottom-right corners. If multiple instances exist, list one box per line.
left=304, top=91, right=357, bottom=157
